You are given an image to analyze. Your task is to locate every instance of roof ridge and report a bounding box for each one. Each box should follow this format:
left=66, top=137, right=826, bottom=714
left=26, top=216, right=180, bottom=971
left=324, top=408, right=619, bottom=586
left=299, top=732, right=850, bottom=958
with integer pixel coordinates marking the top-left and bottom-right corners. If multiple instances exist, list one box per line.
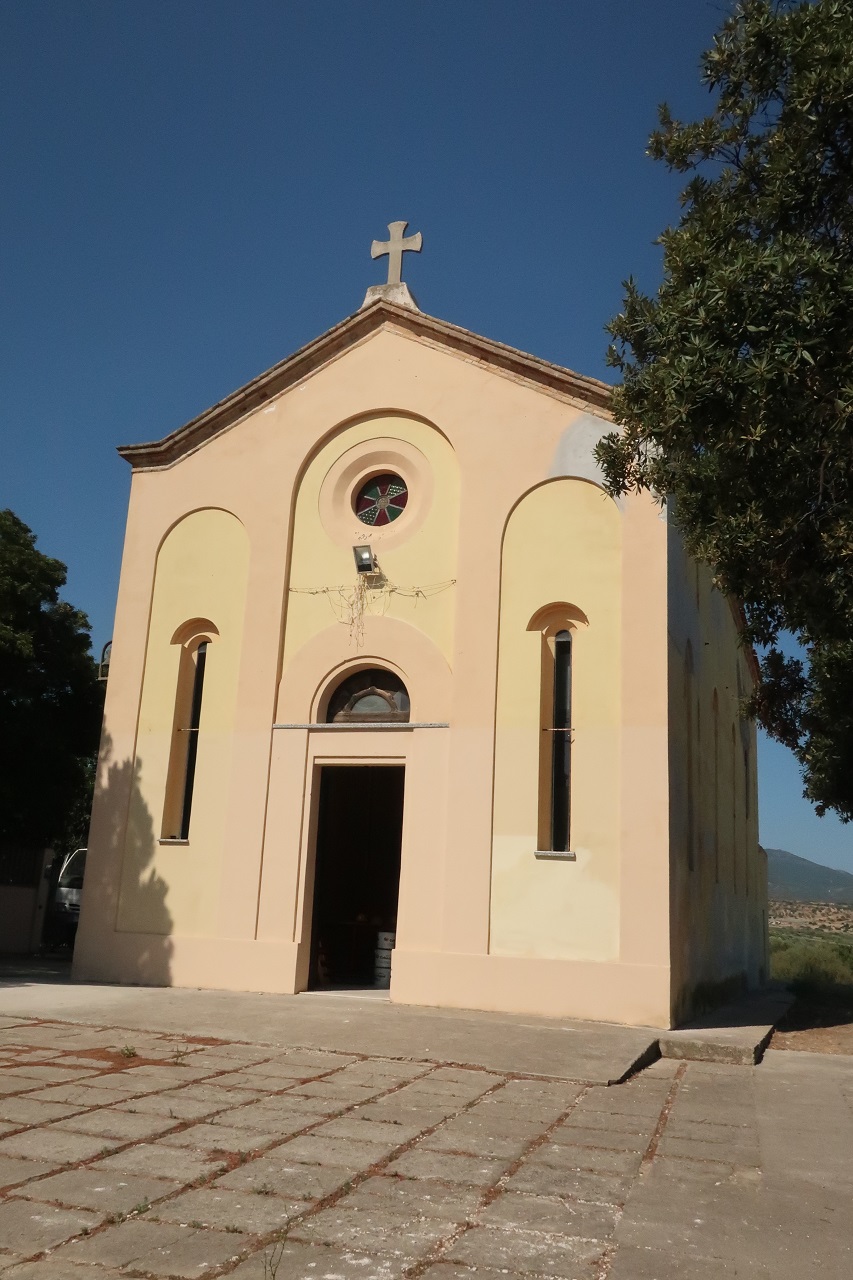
left=118, top=300, right=613, bottom=470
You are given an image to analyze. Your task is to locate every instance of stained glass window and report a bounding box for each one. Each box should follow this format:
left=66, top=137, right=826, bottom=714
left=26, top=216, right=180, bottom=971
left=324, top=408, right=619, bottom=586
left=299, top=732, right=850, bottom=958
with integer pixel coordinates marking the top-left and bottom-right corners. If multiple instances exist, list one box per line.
left=355, top=473, right=408, bottom=526
left=326, top=668, right=410, bottom=723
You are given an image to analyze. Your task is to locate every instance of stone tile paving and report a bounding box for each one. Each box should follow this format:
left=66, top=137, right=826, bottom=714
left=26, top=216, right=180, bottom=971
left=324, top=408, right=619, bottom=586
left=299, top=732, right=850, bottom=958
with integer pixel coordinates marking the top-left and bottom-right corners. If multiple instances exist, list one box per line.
left=0, top=1017, right=849, bottom=1277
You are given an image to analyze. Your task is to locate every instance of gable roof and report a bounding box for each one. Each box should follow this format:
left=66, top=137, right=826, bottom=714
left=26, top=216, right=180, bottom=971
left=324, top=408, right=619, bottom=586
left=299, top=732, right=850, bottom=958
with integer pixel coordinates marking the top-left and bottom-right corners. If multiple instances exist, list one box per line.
left=118, top=299, right=613, bottom=470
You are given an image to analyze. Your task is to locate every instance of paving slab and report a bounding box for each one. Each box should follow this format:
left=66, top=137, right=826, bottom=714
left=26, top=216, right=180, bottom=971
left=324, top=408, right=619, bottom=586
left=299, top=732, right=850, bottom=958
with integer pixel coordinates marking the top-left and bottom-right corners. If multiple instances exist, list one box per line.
left=0, top=1199, right=101, bottom=1254
left=344, top=1173, right=481, bottom=1219
left=56, top=1217, right=244, bottom=1276
left=660, top=987, right=794, bottom=1065
left=19, top=1168, right=180, bottom=1215
left=227, top=1240, right=412, bottom=1279
left=3, top=1264, right=125, bottom=1280
left=385, top=1148, right=504, bottom=1185
left=0, top=983, right=658, bottom=1084
left=476, top=1190, right=619, bottom=1238
left=290, top=1202, right=455, bottom=1257
left=150, top=1185, right=301, bottom=1233
left=215, top=1156, right=357, bottom=1199
left=444, top=1223, right=606, bottom=1276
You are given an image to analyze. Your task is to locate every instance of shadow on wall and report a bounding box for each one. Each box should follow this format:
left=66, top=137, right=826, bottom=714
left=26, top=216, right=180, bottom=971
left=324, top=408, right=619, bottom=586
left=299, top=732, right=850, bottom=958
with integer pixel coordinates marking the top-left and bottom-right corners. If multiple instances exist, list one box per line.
left=74, top=729, right=174, bottom=987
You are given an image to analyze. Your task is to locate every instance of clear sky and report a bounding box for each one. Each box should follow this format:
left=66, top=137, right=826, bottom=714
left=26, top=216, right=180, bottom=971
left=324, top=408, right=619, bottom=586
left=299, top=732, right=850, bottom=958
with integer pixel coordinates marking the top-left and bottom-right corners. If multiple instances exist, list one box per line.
left=2, top=1, right=850, bottom=872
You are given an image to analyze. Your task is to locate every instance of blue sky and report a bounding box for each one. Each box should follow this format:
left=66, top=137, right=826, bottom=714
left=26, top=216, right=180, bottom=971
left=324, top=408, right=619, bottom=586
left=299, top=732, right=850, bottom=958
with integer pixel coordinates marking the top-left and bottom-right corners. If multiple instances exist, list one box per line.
left=2, top=1, right=850, bottom=871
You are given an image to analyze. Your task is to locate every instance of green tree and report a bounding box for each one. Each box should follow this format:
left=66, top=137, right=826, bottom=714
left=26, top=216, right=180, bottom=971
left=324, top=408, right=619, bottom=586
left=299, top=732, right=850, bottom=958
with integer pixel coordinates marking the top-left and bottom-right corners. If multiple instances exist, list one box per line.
left=597, top=0, right=853, bottom=818
left=0, top=510, right=103, bottom=849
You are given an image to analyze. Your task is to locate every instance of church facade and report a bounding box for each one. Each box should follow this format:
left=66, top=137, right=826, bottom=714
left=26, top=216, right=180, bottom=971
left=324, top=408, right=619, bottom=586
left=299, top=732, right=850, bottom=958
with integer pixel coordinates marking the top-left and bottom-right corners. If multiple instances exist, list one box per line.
left=74, top=271, right=767, bottom=1028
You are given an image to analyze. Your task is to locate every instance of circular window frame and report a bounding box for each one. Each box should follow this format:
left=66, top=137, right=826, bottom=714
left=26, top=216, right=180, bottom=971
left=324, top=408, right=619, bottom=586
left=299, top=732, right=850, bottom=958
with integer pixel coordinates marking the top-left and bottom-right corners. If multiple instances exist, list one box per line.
left=353, top=472, right=410, bottom=527
left=318, top=435, right=434, bottom=551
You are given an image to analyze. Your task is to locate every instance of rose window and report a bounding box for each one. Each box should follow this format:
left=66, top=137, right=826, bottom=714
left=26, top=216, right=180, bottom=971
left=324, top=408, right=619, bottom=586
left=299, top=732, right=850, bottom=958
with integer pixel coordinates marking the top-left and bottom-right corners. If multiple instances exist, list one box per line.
left=355, top=473, right=408, bottom=526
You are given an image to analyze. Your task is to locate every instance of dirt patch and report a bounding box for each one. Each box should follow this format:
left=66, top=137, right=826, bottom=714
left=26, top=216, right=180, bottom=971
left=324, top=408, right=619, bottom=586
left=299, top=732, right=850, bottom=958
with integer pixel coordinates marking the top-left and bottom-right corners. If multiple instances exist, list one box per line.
left=57, top=1046, right=174, bottom=1070
left=771, top=988, right=853, bottom=1055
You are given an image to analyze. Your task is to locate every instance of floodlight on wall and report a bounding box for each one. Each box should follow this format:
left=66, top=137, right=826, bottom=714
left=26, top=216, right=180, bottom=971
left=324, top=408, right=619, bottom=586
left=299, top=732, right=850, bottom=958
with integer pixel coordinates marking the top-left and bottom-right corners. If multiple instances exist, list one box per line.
left=353, top=545, right=377, bottom=574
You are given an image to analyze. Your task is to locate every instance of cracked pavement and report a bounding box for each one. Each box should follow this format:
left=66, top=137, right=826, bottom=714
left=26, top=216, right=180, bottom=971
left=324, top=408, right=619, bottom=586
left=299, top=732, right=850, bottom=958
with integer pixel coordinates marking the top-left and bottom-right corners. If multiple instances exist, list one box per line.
left=0, top=1000, right=849, bottom=1278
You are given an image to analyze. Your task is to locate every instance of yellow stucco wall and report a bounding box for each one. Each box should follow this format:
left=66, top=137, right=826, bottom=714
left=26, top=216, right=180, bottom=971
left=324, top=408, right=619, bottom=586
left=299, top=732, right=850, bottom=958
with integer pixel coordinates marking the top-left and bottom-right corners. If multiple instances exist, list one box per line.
left=116, top=508, right=249, bottom=937
left=281, top=415, right=459, bottom=697
left=491, top=480, right=622, bottom=960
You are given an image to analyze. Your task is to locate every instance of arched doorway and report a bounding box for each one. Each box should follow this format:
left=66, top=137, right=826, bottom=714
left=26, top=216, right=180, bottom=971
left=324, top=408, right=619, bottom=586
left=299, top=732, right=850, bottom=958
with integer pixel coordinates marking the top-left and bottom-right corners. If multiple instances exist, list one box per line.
left=309, top=668, right=409, bottom=989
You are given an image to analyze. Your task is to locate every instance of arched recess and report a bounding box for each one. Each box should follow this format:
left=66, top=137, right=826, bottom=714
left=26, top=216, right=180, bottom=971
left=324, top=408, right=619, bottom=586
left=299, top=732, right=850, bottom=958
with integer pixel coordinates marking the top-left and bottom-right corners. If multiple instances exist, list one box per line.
left=116, top=508, right=250, bottom=940
left=280, top=413, right=460, bottom=680
left=276, top=614, right=452, bottom=726
left=490, top=477, right=622, bottom=963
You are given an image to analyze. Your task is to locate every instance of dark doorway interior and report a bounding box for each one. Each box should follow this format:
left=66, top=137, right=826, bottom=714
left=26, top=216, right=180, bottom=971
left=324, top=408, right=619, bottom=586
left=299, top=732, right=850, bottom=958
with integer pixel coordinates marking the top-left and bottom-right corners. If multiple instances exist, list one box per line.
left=309, top=765, right=405, bottom=988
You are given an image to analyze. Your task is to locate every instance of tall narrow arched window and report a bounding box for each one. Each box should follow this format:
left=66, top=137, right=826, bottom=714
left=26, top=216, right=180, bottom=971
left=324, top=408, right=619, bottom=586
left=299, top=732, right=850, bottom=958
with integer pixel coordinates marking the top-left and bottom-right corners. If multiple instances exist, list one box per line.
left=528, top=605, right=586, bottom=855
left=161, top=627, right=215, bottom=841
left=550, top=630, right=573, bottom=852
left=179, top=641, right=207, bottom=839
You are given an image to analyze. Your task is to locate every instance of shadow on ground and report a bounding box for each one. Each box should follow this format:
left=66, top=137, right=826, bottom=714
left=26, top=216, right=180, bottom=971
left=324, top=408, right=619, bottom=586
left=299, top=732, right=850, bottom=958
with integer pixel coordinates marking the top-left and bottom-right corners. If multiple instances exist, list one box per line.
left=0, top=952, right=74, bottom=987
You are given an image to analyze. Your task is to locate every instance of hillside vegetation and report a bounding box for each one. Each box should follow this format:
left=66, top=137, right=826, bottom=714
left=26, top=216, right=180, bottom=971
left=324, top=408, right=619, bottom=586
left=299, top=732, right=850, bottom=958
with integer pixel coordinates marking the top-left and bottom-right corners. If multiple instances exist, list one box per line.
left=771, top=929, right=853, bottom=988
left=767, top=848, right=853, bottom=903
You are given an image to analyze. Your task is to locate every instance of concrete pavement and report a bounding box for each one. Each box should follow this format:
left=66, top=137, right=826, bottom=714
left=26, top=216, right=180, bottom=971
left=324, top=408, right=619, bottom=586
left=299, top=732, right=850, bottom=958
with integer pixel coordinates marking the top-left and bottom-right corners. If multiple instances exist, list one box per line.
left=0, top=981, right=847, bottom=1277
left=0, top=976, right=659, bottom=1085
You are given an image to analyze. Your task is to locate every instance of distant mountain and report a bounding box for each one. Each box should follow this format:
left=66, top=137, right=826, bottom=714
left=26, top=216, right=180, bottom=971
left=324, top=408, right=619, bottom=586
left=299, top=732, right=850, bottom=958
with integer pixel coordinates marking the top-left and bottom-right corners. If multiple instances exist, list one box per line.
left=766, top=847, right=853, bottom=904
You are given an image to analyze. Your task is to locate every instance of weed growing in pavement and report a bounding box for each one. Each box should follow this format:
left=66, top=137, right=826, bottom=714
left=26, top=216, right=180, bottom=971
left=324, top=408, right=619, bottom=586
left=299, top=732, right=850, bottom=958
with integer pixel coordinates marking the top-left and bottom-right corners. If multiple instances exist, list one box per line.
left=189, top=1219, right=203, bottom=1228
left=225, top=1223, right=242, bottom=1233
left=172, top=1043, right=191, bottom=1065
left=254, top=1182, right=275, bottom=1196
left=120, top=1045, right=138, bottom=1059
left=132, top=1199, right=150, bottom=1215
left=264, top=1238, right=285, bottom=1279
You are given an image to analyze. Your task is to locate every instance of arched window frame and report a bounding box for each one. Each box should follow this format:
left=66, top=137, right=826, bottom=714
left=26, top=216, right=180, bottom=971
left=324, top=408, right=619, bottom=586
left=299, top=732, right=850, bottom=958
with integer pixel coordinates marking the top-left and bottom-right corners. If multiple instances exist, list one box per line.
left=320, top=666, right=411, bottom=725
left=528, top=604, right=588, bottom=855
left=160, top=620, right=218, bottom=842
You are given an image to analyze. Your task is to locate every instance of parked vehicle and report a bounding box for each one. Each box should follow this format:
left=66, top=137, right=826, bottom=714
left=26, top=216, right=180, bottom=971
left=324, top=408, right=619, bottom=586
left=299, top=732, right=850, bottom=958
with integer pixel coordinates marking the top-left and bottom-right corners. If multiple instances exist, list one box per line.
left=44, top=848, right=86, bottom=949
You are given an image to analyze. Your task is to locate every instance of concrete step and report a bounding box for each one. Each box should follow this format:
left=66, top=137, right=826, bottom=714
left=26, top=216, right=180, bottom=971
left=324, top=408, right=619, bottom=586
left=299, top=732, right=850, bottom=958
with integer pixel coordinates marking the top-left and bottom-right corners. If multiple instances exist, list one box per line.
left=660, top=987, right=794, bottom=1065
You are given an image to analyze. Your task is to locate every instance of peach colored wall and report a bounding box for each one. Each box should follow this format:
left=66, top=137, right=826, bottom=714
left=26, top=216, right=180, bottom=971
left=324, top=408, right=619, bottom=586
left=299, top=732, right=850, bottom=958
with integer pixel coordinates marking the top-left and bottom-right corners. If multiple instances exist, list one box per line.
left=282, top=416, right=459, bottom=670
left=73, top=315, right=759, bottom=1027
left=491, top=479, right=622, bottom=960
left=114, top=509, right=249, bottom=938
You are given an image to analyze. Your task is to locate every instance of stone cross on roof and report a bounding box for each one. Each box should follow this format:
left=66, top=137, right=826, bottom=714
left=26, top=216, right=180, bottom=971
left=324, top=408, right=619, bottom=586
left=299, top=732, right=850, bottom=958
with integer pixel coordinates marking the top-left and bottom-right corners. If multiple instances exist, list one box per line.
left=361, top=220, right=423, bottom=312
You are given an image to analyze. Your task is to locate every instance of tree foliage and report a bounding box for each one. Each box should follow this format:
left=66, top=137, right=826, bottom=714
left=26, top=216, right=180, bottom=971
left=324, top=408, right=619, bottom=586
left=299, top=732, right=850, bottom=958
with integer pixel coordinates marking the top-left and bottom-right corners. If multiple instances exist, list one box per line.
left=0, top=510, right=103, bottom=848
left=597, top=0, right=853, bottom=818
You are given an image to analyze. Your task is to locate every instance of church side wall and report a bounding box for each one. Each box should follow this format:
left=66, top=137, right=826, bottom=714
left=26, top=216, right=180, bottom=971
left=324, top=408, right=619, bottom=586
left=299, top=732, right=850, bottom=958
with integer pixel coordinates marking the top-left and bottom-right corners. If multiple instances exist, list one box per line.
left=667, top=525, right=767, bottom=1024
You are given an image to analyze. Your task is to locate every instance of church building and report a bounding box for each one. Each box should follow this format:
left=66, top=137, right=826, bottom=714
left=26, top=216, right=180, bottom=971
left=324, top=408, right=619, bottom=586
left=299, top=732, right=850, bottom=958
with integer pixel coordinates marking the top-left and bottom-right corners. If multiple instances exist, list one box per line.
left=74, top=225, right=768, bottom=1028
